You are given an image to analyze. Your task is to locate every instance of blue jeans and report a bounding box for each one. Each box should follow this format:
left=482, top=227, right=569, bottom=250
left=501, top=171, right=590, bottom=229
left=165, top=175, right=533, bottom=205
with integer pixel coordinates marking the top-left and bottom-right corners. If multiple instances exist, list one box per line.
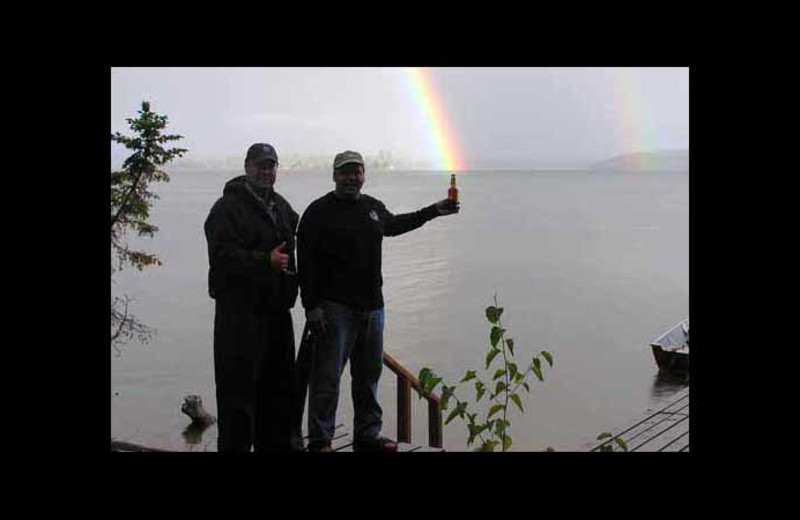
left=307, top=300, right=385, bottom=445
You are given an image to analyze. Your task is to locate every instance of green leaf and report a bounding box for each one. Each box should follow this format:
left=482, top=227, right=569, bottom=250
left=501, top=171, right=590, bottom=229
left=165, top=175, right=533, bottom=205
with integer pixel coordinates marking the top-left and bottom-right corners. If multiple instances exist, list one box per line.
left=507, top=362, right=518, bottom=380
left=493, top=369, right=507, bottom=381
left=419, top=368, right=431, bottom=381
left=490, top=326, right=506, bottom=348
left=444, top=403, right=467, bottom=424
left=460, top=370, right=477, bottom=383
left=494, top=381, right=507, bottom=396
left=475, top=381, right=486, bottom=402
left=541, top=350, right=553, bottom=367
left=597, top=432, right=612, bottom=441
left=487, top=404, right=504, bottom=420
left=505, top=338, right=514, bottom=356
left=510, top=394, right=524, bottom=413
left=418, top=368, right=431, bottom=398
left=479, top=440, right=498, bottom=452
left=532, top=358, right=543, bottom=381
left=502, top=435, right=513, bottom=451
left=614, top=438, right=629, bottom=452
left=485, top=306, right=504, bottom=324
left=485, top=348, right=501, bottom=370
left=440, top=385, right=455, bottom=410
left=445, top=407, right=461, bottom=425
left=467, top=424, right=478, bottom=446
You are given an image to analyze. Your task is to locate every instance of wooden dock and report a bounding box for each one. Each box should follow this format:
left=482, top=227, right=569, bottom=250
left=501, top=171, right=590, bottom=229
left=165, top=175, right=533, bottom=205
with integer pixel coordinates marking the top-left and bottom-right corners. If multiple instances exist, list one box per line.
left=318, top=424, right=444, bottom=452
left=111, top=423, right=444, bottom=452
left=585, top=386, right=689, bottom=452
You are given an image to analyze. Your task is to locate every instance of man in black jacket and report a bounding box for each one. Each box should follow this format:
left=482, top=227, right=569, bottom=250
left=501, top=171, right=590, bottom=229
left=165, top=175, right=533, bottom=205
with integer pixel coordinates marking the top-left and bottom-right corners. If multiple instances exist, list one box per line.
left=298, top=150, right=459, bottom=452
left=204, top=142, right=300, bottom=452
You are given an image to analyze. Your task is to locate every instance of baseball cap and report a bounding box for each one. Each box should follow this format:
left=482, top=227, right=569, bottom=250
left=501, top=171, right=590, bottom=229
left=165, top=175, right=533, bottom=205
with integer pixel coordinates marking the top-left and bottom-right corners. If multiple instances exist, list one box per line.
left=246, top=143, right=279, bottom=163
left=333, top=150, right=364, bottom=170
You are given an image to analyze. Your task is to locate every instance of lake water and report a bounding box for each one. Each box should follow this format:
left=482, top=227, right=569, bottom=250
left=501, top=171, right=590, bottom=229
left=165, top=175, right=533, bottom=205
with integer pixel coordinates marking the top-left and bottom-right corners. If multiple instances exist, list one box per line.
left=110, top=167, right=689, bottom=452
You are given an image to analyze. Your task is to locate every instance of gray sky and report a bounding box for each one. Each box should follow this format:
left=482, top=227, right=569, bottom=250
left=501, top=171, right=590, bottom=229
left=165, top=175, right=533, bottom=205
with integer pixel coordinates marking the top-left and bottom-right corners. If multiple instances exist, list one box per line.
left=111, top=67, right=688, bottom=170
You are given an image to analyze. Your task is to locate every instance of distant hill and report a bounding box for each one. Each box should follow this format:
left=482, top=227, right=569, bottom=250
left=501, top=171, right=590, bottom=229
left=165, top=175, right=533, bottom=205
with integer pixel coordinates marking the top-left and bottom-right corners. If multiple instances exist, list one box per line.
left=591, top=149, right=689, bottom=173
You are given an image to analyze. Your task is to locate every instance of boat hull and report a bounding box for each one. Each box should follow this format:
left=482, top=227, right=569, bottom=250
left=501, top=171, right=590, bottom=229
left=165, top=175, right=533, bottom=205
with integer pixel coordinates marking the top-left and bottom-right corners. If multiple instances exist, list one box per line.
left=651, top=344, right=689, bottom=372
left=650, top=318, right=689, bottom=373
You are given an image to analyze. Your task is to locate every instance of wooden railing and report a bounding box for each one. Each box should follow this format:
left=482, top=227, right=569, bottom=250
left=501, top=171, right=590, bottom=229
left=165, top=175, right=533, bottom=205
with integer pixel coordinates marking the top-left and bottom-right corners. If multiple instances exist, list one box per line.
left=382, top=352, right=443, bottom=448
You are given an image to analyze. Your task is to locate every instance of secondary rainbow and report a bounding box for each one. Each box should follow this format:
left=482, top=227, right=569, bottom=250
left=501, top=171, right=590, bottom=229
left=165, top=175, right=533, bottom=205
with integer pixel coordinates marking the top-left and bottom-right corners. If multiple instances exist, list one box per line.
left=403, top=67, right=463, bottom=173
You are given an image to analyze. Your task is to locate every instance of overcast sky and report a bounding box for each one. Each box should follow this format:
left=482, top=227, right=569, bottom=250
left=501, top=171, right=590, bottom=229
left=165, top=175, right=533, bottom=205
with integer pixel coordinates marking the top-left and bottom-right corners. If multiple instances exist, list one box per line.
left=111, top=67, right=688, bottom=169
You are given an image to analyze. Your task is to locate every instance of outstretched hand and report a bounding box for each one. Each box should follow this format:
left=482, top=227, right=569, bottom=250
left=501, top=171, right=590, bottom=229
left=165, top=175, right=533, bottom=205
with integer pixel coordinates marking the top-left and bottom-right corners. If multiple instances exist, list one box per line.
left=435, top=199, right=460, bottom=216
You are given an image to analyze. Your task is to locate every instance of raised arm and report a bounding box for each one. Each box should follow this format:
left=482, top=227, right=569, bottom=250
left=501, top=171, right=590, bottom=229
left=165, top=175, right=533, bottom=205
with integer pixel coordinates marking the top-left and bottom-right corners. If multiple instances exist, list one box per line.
left=381, top=199, right=459, bottom=237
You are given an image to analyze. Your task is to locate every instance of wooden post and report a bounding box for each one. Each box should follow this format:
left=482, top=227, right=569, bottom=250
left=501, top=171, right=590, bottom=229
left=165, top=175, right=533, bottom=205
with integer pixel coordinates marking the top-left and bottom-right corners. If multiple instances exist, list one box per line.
left=428, top=400, right=443, bottom=448
left=384, top=351, right=443, bottom=448
left=397, top=377, right=412, bottom=443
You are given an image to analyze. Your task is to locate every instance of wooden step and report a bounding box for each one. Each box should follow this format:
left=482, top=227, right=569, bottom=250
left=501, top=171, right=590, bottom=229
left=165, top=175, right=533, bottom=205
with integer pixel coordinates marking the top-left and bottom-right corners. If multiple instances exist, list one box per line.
left=585, top=387, right=690, bottom=452
left=306, top=424, right=445, bottom=452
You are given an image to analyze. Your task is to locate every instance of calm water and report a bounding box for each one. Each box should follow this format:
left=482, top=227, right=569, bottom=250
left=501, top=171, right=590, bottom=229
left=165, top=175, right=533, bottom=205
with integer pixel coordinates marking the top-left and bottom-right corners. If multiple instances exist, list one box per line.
left=111, top=167, right=689, bottom=451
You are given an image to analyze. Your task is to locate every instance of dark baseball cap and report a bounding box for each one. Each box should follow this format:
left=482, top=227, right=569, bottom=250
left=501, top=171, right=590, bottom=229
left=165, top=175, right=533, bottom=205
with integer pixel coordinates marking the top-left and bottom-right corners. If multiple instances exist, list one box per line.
left=246, top=143, right=279, bottom=163
left=333, top=150, right=364, bottom=170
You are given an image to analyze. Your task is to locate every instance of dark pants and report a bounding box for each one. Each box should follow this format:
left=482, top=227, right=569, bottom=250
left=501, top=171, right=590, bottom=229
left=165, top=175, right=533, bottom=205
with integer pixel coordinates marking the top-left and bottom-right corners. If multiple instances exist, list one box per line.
left=213, top=296, right=297, bottom=452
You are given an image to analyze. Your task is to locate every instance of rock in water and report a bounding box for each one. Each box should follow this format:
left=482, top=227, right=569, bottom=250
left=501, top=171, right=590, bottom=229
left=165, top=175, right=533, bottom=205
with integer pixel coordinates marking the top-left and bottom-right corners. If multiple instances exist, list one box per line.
left=181, top=394, right=217, bottom=426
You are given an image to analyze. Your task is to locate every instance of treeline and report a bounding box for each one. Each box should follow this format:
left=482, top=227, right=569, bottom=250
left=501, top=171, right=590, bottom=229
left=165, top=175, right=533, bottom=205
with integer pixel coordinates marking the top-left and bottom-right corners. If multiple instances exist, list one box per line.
left=171, top=149, right=429, bottom=172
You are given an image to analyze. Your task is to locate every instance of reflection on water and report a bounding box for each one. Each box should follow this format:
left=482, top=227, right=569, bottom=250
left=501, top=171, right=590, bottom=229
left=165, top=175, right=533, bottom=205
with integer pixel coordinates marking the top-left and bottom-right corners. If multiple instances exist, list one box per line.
left=650, top=370, right=689, bottom=402
left=182, top=422, right=216, bottom=451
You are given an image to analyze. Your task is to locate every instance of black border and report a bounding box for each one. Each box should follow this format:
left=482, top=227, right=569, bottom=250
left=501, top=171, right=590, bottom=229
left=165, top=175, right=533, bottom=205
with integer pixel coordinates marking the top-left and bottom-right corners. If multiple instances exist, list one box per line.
left=95, top=44, right=701, bottom=485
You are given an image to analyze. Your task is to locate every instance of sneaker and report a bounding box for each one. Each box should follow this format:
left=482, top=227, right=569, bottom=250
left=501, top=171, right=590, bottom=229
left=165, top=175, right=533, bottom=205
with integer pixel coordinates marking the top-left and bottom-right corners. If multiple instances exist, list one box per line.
left=353, top=436, right=398, bottom=452
left=289, top=434, right=306, bottom=452
left=307, top=442, right=334, bottom=453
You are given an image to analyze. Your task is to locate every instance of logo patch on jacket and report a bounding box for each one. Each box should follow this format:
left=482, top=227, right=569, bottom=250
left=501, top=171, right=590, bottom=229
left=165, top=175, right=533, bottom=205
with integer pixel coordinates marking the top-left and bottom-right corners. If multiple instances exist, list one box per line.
left=369, top=210, right=379, bottom=222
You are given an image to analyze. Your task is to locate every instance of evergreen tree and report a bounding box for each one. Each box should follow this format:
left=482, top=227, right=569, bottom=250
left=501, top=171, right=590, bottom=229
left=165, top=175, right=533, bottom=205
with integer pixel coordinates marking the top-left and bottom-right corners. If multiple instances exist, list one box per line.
left=110, top=101, right=187, bottom=353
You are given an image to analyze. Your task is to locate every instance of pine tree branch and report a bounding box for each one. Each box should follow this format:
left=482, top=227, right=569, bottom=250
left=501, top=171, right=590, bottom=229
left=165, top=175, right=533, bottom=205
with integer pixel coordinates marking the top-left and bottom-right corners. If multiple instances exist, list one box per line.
left=110, top=163, right=150, bottom=231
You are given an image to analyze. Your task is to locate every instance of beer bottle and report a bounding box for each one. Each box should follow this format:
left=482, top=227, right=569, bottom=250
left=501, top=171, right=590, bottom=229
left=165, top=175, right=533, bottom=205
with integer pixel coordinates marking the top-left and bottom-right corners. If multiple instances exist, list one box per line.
left=448, top=173, right=458, bottom=205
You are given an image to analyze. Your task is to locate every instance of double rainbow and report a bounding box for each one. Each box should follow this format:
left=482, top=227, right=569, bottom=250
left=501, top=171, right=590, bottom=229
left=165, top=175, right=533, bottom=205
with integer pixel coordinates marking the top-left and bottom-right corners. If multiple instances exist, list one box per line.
left=404, top=67, right=463, bottom=173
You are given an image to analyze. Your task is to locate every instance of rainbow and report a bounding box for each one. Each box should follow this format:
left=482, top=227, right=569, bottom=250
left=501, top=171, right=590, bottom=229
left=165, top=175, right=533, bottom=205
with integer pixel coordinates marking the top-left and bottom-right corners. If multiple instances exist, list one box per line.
left=403, top=67, right=463, bottom=173
left=611, top=68, right=651, bottom=169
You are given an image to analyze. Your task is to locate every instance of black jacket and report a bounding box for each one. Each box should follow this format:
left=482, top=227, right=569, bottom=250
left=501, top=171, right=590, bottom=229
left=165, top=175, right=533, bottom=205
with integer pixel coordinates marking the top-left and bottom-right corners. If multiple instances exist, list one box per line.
left=297, top=192, right=438, bottom=311
left=204, top=175, right=299, bottom=311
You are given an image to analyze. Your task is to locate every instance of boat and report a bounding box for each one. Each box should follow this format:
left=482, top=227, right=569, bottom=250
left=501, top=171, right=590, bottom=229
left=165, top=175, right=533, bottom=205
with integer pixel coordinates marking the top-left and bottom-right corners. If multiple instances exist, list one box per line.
left=650, top=318, right=689, bottom=372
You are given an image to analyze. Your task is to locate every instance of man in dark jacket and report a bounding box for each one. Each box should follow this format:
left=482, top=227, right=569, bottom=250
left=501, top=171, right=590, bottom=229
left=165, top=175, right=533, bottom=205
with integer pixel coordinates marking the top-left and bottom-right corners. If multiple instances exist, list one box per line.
left=298, top=150, right=460, bottom=452
left=204, top=142, right=300, bottom=452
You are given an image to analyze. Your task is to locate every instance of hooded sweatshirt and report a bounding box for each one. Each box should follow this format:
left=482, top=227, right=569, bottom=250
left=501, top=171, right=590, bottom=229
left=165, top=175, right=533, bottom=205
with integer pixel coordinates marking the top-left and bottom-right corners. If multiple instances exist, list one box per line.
left=204, top=175, right=298, bottom=311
